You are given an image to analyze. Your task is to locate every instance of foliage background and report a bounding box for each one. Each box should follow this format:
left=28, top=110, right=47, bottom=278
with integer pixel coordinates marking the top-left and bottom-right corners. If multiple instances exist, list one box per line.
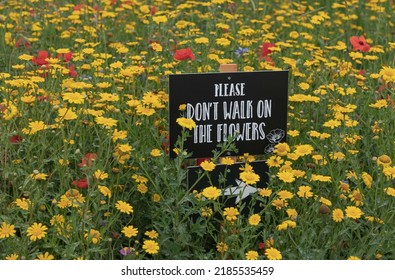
left=1, top=0, right=395, bottom=260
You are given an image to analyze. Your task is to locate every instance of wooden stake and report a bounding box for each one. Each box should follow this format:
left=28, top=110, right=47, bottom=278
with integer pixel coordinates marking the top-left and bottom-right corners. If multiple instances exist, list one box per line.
left=219, top=63, right=237, bottom=73
left=217, top=64, right=238, bottom=251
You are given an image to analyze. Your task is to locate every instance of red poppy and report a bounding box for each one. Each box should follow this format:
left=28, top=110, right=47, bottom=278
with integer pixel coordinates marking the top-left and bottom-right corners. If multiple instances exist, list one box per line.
left=161, top=135, right=169, bottom=154
left=74, top=4, right=84, bottom=11
left=72, top=178, right=89, bottom=189
left=150, top=6, right=157, bottom=15
left=85, top=152, right=97, bottom=162
left=196, top=158, right=210, bottom=165
left=15, top=37, right=31, bottom=48
left=93, top=5, right=100, bottom=11
left=174, top=48, right=196, bottom=61
left=78, top=153, right=98, bottom=167
left=227, top=3, right=237, bottom=14
left=258, top=242, right=265, bottom=250
left=37, top=95, right=49, bottom=102
left=57, top=51, right=73, bottom=63
left=32, top=50, right=50, bottom=66
left=350, top=36, right=371, bottom=52
left=112, top=231, right=120, bottom=239
left=120, top=1, right=135, bottom=8
left=260, top=42, right=276, bottom=58
left=68, top=64, right=78, bottom=78
left=10, top=135, right=23, bottom=144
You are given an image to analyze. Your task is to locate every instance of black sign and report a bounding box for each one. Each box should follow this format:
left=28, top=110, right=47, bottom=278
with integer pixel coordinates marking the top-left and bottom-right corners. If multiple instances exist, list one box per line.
left=169, top=71, right=289, bottom=158
left=187, top=160, right=269, bottom=216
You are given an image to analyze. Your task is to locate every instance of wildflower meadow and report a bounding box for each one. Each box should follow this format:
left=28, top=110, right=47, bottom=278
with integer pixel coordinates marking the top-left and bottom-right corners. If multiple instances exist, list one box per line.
left=1, top=0, right=395, bottom=261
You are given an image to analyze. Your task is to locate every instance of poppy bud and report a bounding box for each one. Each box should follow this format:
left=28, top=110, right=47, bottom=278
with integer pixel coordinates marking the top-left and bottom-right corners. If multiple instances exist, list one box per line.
left=319, top=204, right=330, bottom=215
